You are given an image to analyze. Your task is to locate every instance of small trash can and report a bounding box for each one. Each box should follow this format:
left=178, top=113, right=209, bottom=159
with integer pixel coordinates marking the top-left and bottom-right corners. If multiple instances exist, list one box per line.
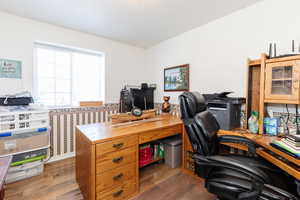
left=163, top=135, right=182, bottom=168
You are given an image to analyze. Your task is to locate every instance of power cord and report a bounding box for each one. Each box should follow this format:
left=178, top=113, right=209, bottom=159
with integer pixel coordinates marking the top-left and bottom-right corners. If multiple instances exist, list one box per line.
left=286, top=104, right=290, bottom=135
left=296, top=105, right=300, bottom=135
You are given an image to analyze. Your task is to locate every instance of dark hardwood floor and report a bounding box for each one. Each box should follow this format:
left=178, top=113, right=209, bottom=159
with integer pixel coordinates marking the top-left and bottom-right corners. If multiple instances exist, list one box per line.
left=4, top=158, right=215, bottom=200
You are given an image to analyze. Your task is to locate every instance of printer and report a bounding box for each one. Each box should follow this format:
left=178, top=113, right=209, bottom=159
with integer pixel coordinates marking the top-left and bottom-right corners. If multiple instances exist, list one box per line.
left=203, top=92, right=245, bottom=130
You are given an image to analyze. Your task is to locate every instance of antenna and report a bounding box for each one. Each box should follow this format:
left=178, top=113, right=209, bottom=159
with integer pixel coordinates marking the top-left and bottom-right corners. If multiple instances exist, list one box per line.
left=268, top=43, right=272, bottom=58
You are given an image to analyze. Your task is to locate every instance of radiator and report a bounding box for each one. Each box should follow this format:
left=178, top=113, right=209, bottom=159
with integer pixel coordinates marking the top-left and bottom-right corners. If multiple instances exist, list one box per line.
left=48, top=103, right=180, bottom=162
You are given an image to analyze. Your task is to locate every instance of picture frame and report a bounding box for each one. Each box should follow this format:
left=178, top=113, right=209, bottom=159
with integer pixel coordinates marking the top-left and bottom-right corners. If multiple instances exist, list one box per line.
left=164, top=64, right=189, bottom=92
left=0, top=59, right=22, bottom=79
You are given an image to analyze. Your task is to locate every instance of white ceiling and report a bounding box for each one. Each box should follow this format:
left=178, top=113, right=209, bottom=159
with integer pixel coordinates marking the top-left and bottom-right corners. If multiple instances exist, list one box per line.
left=0, top=0, right=261, bottom=48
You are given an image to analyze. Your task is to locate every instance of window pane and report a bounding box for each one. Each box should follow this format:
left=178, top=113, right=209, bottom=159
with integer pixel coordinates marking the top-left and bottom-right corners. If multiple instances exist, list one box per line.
left=37, top=48, right=55, bottom=64
left=38, top=78, right=55, bottom=93
left=72, top=53, right=102, bottom=105
left=35, top=44, right=104, bottom=107
left=56, top=51, right=71, bottom=66
left=37, top=62, right=55, bottom=78
left=55, top=93, right=71, bottom=106
left=55, top=51, right=71, bottom=79
left=38, top=93, right=55, bottom=106
left=56, top=79, right=71, bottom=93
left=56, top=65, right=71, bottom=79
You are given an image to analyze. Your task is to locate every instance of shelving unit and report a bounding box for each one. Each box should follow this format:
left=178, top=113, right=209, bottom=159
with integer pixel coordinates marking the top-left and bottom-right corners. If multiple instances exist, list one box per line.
left=246, top=54, right=300, bottom=134
left=0, top=107, right=50, bottom=183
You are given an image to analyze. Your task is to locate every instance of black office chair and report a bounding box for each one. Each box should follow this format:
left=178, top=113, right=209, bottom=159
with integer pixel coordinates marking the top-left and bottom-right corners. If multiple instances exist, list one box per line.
left=179, top=91, right=299, bottom=200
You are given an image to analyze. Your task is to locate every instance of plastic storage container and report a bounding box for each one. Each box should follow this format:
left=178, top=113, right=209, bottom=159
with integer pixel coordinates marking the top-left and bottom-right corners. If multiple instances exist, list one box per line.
left=163, top=136, right=182, bottom=168
left=5, top=160, right=44, bottom=183
left=11, top=148, right=48, bottom=166
left=0, top=110, right=49, bottom=133
left=0, top=129, right=50, bottom=156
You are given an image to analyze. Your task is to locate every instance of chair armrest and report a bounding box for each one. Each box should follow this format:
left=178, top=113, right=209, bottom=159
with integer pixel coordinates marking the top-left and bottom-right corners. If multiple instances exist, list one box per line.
left=218, top=135, right=257, bottom=155
left=263, top=184, right=300, bottom=200
left=193, top=154, right=270, bottom=183
left=238, top=181, right=263, bottom=200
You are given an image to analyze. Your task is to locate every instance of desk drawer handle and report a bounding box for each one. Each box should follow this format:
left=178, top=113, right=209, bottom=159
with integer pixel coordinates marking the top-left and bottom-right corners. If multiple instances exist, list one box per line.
left=113, top=190, right=123, bottom=197
left=113, top=143, right=124, bottom=149
left=113, top=173, right=124, bottom=180
left=112, top=156, right=124, bottom=163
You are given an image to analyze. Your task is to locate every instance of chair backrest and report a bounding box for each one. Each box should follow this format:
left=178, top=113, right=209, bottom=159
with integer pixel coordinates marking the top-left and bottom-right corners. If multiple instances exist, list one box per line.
left=179, top=92, right=220, bottom=156
left=179, top=92, right=206, bottom=120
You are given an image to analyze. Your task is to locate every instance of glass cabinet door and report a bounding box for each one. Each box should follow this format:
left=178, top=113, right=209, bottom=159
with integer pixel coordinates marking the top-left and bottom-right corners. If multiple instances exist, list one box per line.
left=270, top=66, right=293, bottom=95
left=265, top=61, right=300, bottom=101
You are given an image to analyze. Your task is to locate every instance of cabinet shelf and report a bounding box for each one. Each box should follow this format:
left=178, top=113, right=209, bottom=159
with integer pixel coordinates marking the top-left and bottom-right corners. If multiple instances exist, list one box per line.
left=272, top=78, right=292, bottom=81
left=139, top=157, right=164, bottom=168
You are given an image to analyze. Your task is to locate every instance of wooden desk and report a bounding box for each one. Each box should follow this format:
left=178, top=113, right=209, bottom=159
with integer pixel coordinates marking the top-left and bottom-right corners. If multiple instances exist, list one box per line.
left=0, top=156, right=12, bottom=200
left=76, top=114, right=184, bottom=200
left=219, top=129, right=300, bottom=180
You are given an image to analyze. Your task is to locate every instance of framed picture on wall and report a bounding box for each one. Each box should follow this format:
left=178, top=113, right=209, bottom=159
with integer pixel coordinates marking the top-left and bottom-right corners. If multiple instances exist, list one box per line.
left=164, top=64, right=189, bottom=92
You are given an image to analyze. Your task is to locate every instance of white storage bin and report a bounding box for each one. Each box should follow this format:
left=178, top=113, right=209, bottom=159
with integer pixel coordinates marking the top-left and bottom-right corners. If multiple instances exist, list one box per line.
left=18, top=111, right=49, bottom=122
left=0, top=130, right=50, bottom=156
left=0, top=109, right=49, bottom=133
left=17, top=119, right=49, bottom=130
left=0, top=114, right=15, bottom=123
left=6, top=160, right=44, bottom=183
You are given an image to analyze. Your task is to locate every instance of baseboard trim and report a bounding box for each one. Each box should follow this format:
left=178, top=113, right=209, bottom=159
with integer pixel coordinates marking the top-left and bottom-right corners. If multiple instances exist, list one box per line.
left=47, top=152, right=75, bottom=163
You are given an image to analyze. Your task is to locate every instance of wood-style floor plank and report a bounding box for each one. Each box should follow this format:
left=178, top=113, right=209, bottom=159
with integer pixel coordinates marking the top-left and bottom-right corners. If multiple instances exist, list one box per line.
left=4, top=158, right=214, bottom=200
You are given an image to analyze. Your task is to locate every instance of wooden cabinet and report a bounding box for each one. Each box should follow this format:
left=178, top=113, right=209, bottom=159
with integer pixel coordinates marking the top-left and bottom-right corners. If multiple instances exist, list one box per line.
left=247, top=55, right=300, bottom=134
left=265, top=60, right=300, bottom=103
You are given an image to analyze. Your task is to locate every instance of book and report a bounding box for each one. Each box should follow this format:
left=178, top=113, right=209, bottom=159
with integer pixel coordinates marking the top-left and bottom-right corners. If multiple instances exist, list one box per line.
left=270, top=142, right=300, bottom=159
left=285, top=138, right=300, bottom=147
left=271, top=140, right=300, bottom=156
left=281, top=139, right=300, bottom=150
left=286, top=135, right=300, bottom=142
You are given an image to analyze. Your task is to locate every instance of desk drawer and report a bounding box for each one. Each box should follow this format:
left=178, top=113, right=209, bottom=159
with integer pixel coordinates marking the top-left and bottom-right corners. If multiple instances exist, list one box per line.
left=96, top=180, right=136, bottom=200
left=139, top=124, right=182, bottom=144
left=96, top=135, right=138, bottom=155
left=96, top=163, right=136, bottom=192
left=96, top=147, right=137, bottom=174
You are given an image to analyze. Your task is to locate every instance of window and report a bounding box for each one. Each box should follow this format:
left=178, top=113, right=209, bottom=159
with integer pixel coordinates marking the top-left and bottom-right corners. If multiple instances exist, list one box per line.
left=34, top=43, right=105, bottom=107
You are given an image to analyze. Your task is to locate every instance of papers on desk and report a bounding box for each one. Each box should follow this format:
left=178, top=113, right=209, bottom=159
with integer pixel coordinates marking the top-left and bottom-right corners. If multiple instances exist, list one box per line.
left=270, top=139, right=300, bottom=159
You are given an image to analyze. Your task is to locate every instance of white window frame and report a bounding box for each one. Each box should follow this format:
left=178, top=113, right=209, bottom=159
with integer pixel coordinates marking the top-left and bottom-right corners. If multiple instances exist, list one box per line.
left=33, top=41, right=105, bottom=107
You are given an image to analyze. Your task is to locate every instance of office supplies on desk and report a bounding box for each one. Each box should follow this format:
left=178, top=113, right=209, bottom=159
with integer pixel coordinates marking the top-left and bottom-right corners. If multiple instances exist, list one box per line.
left=264, top=117, right=280, bottom=136
left=110, top=109, right=156, bottom=124
left=162, top=96, right=170, bottom=113
left=248, top=111, right=259, bottom=134
left=270, top=140, right=300, bottom=159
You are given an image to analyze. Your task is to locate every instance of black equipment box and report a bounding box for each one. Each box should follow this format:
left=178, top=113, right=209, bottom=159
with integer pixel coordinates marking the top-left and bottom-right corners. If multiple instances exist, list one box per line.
left=119, top=84, right=155, bottom=113
left=0, top=97, right=33, bottom=106
left=203, top=92, right=245, bottom=130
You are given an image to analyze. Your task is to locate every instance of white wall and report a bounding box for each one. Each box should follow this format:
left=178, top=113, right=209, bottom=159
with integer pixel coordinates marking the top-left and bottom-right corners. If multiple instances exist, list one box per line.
left=4, top=0, right=300, bottom=105
left=145, top=0, right=300, bottom=104
left=0, top=11, right=145, bottom=103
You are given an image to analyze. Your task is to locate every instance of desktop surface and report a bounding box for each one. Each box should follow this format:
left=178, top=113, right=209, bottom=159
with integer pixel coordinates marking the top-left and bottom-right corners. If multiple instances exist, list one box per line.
left=218, top=129, right=300, bottom=180
left=76, top=114, right=182, bottom=144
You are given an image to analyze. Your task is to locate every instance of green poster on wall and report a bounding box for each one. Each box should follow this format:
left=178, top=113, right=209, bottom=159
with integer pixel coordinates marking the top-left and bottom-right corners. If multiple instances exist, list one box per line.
left=0, top=59, right=22, bottom=79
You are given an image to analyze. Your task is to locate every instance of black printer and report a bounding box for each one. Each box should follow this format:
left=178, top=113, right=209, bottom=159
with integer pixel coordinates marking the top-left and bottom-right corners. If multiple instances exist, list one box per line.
left=203, top=92, right=245, bottom=130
